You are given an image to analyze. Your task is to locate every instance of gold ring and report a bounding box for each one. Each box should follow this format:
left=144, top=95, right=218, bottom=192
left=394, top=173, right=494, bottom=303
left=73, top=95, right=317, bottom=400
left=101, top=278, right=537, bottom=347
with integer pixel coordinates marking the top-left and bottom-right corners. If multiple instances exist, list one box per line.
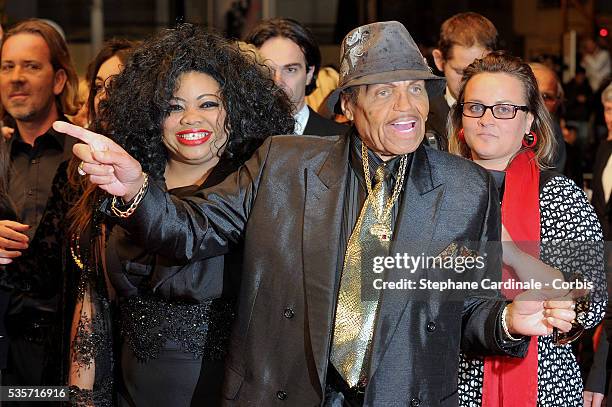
left=77, top=161, right=86, bottom=176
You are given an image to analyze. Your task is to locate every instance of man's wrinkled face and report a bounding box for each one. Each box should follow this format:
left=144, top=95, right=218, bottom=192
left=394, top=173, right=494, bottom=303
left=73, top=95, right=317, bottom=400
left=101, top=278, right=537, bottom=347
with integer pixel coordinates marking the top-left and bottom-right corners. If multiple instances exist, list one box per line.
left=341, top=80, right=429, bottom=161
left=0, top=33, right=66, bottom=124
left=258, top=36, right=314, bottom=113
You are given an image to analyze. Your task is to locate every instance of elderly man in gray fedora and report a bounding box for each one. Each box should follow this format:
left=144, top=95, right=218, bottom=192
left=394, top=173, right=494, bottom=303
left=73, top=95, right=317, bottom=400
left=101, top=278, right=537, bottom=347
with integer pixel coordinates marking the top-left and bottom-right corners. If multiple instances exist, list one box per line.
left=55, top=21, right=576, bottom=407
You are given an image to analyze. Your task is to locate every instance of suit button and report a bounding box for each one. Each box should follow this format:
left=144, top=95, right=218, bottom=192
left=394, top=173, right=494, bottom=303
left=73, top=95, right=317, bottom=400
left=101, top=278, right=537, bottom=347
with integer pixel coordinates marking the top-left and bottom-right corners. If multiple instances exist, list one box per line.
left=410, top=397, right=420, bottom=406
left=283, top=308, right=294, bottom=319
left=426, top=321, right=436, bottom=332
left=276, top=390, right=287, bottom=400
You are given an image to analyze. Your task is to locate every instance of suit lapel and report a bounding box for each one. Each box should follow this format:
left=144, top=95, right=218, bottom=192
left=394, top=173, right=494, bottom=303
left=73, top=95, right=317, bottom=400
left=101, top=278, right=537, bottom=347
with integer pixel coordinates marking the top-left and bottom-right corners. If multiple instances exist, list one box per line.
left=303, top=106, right=316, bottom=135
left=302, top=135, right=350, bottom=389
left=368, top=146, right=446, bottom=377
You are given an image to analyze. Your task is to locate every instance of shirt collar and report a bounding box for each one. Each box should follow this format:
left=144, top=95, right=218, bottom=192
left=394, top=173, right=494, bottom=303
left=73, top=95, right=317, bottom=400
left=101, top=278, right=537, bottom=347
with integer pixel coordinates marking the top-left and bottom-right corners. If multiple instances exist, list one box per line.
left=293, top=104, right=310, bottom=135
left=9, top=116, right=69, bottom=154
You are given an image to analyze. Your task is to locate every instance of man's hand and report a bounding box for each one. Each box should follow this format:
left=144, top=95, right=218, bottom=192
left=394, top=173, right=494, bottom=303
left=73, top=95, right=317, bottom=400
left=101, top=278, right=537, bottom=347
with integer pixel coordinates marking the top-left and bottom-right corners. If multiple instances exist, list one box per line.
left=505, top=289, right=576, bottom=336
left=52, top=121, right=144, bottom=200
left=1, top=126, right=14, bottom=140
left=0, top=220, right=29, bottom=264
left=583, top=391, right=605, bottom=407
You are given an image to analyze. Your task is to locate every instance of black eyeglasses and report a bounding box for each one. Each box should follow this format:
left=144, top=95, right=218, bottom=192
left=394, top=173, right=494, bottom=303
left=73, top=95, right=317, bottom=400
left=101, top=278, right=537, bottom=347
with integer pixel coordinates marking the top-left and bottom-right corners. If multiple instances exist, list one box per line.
left=461, top=102, right=529, bottom=120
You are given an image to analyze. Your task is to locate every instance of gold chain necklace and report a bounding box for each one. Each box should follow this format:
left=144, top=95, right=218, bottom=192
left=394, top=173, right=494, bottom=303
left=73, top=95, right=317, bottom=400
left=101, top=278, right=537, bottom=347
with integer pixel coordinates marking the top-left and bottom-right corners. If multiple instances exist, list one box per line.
left=361, top=143, right=408, bottom=240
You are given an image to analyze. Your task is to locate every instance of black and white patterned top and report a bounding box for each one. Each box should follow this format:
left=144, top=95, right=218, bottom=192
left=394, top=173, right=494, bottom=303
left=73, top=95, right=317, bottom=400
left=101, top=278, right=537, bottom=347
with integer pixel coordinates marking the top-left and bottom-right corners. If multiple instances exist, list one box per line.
left=458, top=175, right=606, bottom=406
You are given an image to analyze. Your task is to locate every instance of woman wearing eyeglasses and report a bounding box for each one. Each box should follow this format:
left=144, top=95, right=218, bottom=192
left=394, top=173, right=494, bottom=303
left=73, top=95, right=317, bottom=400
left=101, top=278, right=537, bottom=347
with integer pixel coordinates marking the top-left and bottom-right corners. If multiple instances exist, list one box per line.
left=449, top=52, right=605, bottom=406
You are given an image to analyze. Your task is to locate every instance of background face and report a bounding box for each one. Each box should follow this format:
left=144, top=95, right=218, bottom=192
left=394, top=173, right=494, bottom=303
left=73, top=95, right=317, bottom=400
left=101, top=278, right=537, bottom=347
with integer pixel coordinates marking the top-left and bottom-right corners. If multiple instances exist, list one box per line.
left=604, top=100, right=612, bottom=135
left=162, top=71, right=228, bottom=167
left=93, top=55, right=124, bottom=116
left=532, top=66, right=559, bottom=115
left=0, top=33, right=64, bottom=124
left=343, top=80, right=429, bottom=160
left=434, top=44, right=488, bottom=100
left=258, top=36, right=313, bottom=113
left=462, top=72, right=534, bottom=170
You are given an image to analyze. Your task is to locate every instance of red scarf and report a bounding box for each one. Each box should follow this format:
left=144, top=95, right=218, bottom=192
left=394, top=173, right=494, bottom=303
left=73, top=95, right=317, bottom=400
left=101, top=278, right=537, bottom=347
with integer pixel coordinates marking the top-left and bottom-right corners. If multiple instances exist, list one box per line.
left=481, top=150, right=539, bottom=407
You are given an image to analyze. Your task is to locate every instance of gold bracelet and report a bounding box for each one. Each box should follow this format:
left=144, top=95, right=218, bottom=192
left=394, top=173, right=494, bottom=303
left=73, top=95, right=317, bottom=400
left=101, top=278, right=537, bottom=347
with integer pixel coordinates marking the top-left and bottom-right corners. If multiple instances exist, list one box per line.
left=110, top=173, right=149, bottom=218
left=501, top=304, right=523, bottom=341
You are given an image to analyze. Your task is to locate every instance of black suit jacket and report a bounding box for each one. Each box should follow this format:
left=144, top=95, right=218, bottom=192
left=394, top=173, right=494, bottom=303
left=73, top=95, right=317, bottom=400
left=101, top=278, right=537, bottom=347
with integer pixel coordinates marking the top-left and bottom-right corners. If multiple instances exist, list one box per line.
left=425, top=94, right=451, bottom=151
left=118, top=134, right=529, bottom=406
left=591, top=140, right=612, bottom=239
left=303, top=107, right=348, bottom=137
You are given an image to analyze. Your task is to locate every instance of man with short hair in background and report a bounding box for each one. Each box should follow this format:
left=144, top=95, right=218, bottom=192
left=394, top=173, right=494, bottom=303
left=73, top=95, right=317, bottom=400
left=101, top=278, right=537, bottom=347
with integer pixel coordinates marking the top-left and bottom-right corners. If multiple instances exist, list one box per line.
left=427, top=12, right=497, bottom=150
left=246, top=18, right=347, bottom=136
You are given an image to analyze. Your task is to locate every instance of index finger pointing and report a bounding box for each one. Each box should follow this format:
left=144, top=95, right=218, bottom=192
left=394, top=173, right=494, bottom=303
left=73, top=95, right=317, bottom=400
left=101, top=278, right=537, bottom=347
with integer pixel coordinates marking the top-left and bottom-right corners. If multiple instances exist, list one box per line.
left=53, top=121, right=95, bottom=143
left=53, top=121, right=114, bottom=153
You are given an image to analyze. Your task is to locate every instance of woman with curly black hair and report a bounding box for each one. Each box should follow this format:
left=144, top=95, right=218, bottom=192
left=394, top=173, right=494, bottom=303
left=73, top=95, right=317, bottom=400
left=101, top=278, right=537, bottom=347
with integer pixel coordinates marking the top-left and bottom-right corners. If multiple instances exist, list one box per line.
left=67, top=24, right=293, bottom=406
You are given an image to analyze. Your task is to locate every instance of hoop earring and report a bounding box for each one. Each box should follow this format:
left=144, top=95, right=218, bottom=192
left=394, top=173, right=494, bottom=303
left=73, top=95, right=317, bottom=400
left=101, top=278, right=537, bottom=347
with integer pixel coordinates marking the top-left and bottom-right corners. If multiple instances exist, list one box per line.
left=522, top=131, right=537, bottom=148
left=458, top=128, right=465, bottom=142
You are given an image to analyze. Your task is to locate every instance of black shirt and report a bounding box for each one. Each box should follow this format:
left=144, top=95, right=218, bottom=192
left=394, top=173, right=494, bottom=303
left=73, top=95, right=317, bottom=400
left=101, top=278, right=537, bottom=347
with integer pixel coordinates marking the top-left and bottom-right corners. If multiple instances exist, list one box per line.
left=3, top=118, right=75, bottom=313
left=8, top=120, right=74, bottom=236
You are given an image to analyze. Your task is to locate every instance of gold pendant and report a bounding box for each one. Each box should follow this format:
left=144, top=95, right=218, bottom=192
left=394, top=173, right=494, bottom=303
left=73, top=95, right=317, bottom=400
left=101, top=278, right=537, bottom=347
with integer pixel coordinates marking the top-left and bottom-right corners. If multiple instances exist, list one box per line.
left=370, top=223, right=391, bottom=241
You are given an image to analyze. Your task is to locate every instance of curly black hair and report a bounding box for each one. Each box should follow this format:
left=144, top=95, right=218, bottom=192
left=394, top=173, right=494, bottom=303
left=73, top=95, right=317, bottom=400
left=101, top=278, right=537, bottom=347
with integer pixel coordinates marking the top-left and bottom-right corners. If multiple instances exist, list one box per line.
left=95, top=24, right=295, bottom=181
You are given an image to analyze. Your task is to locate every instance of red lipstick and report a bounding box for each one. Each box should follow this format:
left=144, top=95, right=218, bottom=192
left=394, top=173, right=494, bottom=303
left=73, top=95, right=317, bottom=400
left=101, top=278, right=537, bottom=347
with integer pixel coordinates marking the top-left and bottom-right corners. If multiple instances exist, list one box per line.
left=175, top=129, right=212, bottom=146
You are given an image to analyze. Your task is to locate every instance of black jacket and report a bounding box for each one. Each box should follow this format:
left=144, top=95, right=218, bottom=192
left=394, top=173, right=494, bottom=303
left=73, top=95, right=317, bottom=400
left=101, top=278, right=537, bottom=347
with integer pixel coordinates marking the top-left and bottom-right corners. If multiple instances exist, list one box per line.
left=425, top=94, right=450, bottom=151
left=303, top=107, right=348, bottom=137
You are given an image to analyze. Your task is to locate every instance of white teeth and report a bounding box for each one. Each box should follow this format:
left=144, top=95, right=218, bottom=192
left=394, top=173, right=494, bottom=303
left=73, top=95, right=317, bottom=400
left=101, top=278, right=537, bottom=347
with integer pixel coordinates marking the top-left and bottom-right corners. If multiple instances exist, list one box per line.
left=392, top=121, right=416, bottom=126
left=177, top=132, right=209, bottom=140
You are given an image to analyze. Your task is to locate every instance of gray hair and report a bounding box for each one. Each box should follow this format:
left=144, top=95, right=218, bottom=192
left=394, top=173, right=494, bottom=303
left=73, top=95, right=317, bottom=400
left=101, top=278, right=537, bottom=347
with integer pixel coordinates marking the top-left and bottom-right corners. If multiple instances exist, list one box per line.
left=602, top=83, right=612, bottom=103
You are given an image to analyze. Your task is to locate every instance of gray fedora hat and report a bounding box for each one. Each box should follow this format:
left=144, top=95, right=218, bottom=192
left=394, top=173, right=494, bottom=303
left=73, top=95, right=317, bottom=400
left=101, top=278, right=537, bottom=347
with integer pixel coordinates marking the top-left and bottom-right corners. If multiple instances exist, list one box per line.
left=327, top=21, right=445, bottom=113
